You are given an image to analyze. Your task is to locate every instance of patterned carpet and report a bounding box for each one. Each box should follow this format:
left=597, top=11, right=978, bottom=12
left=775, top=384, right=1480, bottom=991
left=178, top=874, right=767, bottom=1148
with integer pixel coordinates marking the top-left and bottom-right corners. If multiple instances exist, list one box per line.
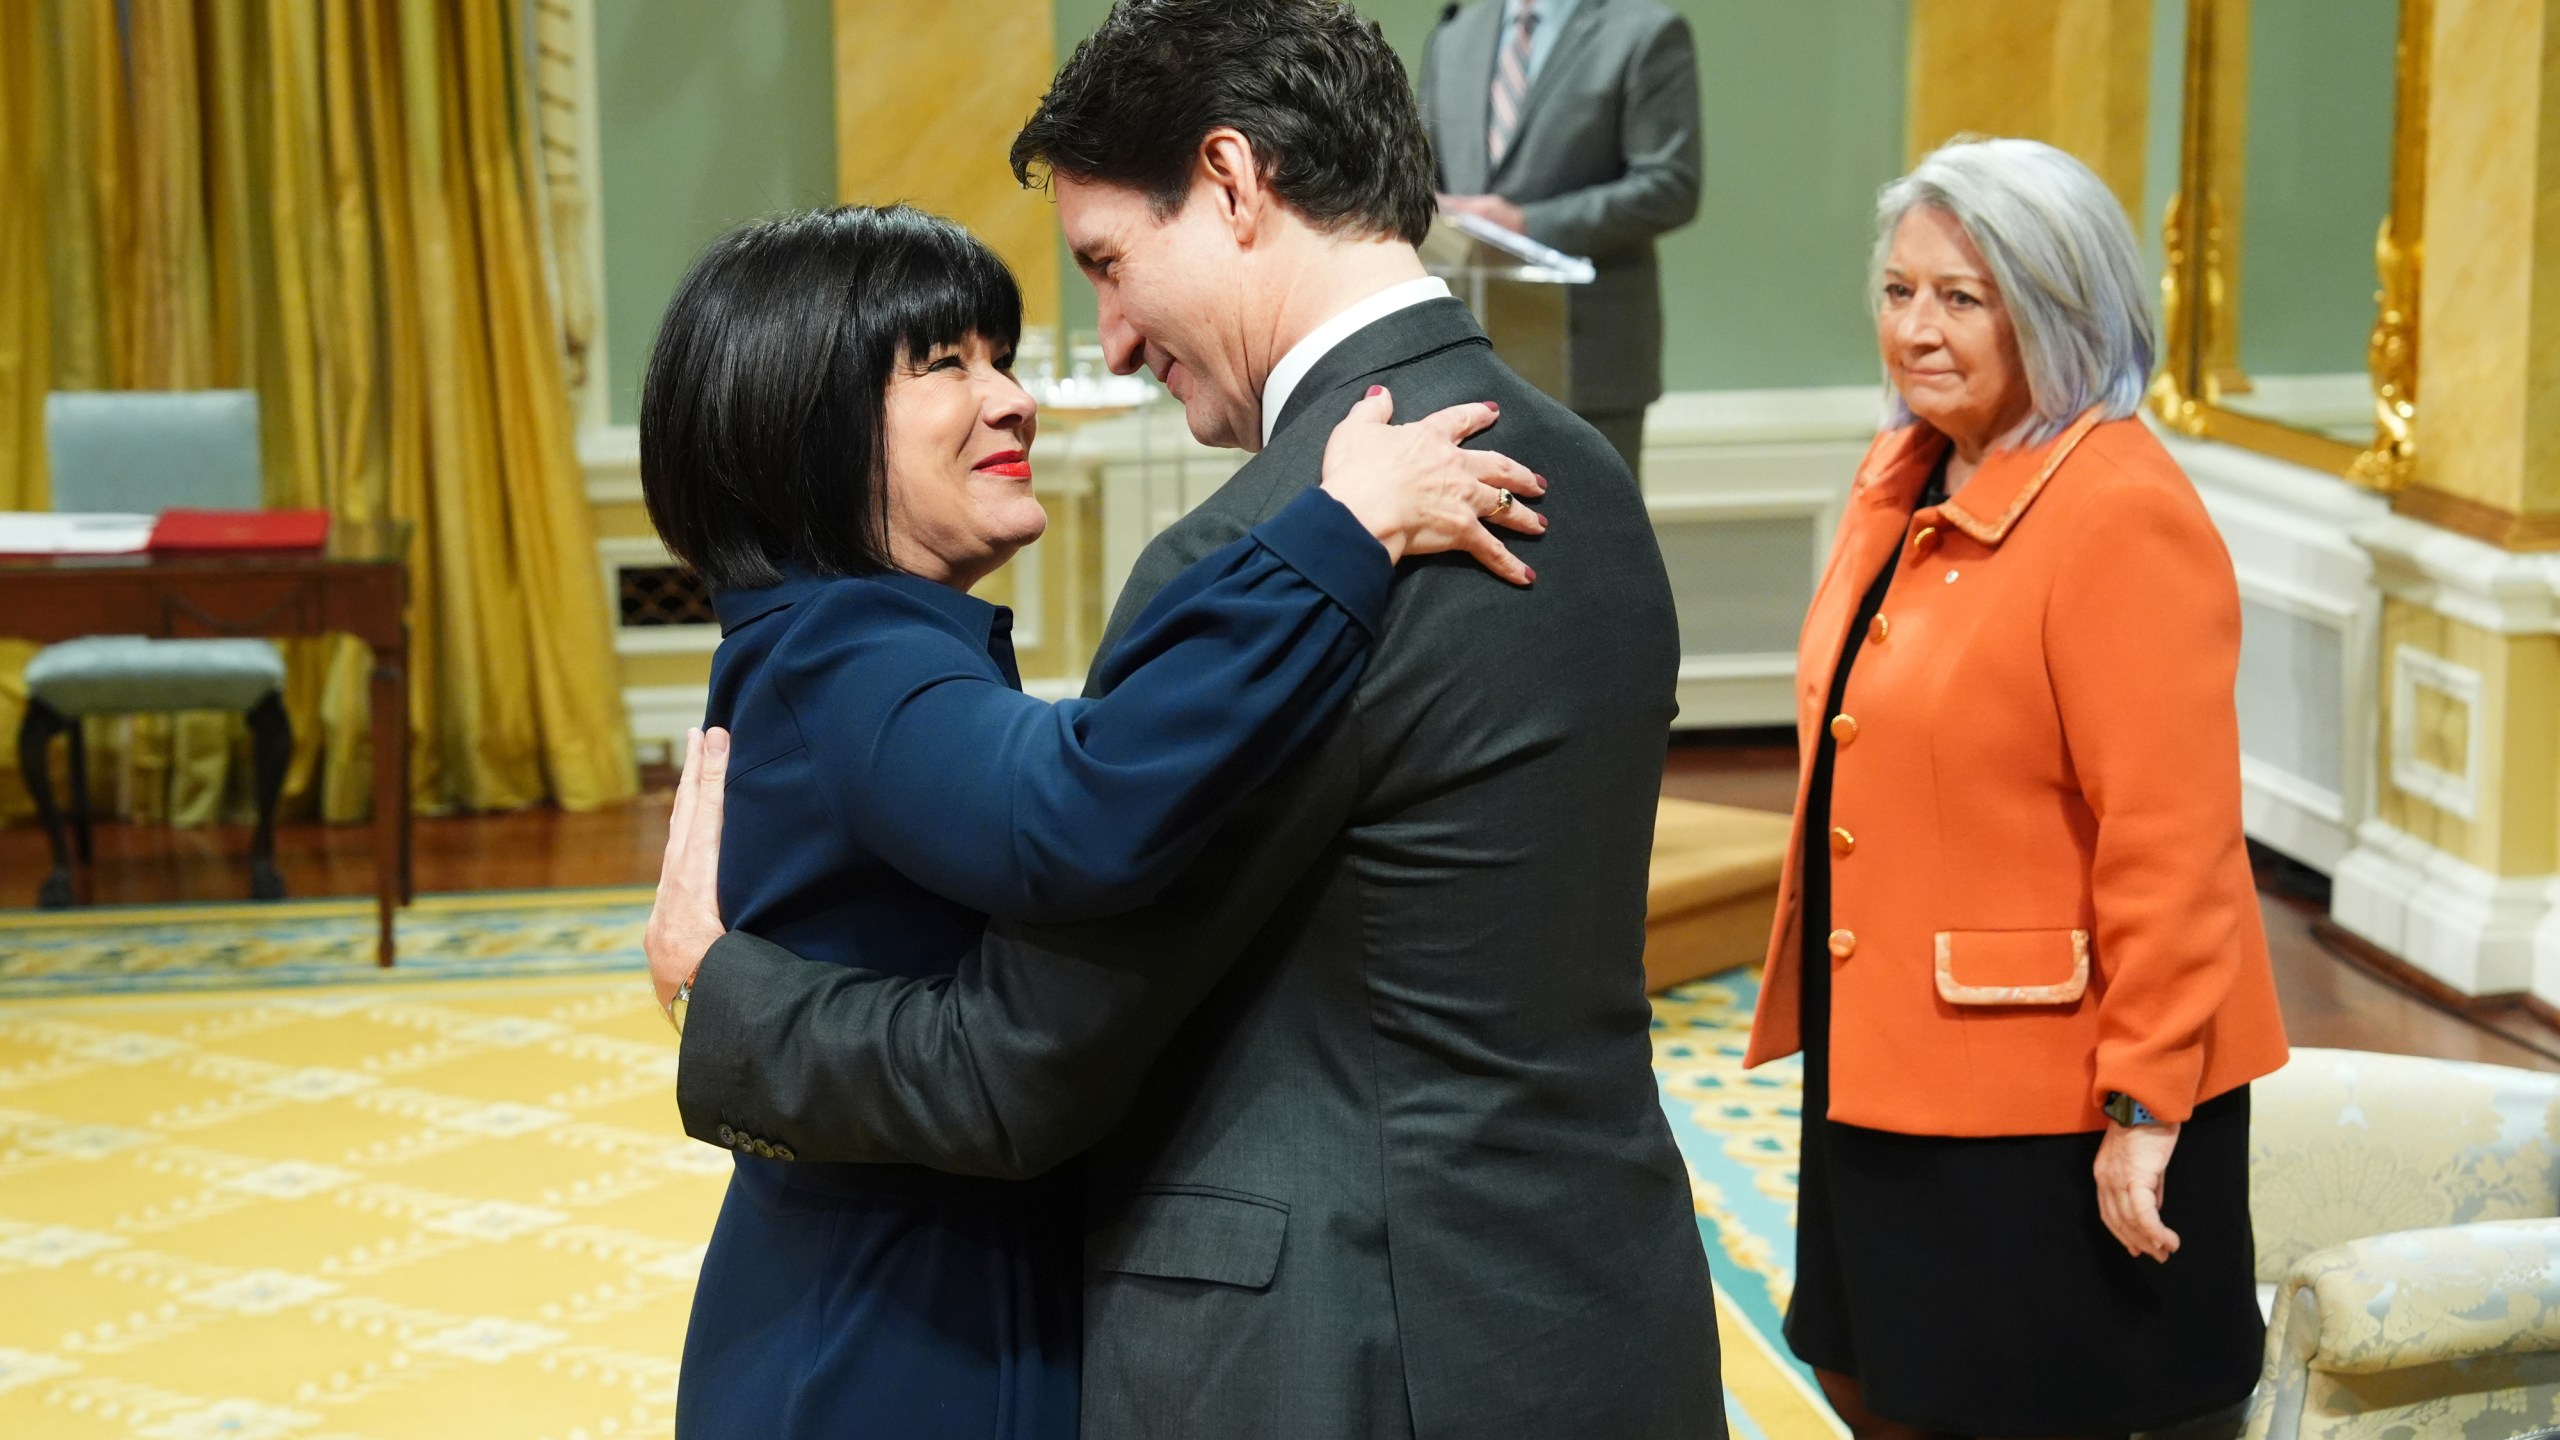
left=1651, top=968, right=1843, bottom=1439
left=0, top=900, right=1833, bottom=1439
left=0, top=973, right=723, bottom=1440
left=0, top=893, right=653, bottom=999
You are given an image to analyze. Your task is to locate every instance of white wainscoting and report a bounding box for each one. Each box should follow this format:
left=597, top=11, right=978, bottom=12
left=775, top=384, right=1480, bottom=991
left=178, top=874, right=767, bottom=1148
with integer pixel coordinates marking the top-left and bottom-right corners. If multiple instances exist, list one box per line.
left=581, top=424, right=641, bottom=505
left=2155, top=430, right=2389, bottom=874
left=1643, top=389, right=1874, bottom=727
left=2337, top=515, right=2560, bottom=998
left=584, top=426, right=711, bottom=763
left=587, top=405, right=2406, bottom=842
left=1062, top=388, right=1878, bottom=728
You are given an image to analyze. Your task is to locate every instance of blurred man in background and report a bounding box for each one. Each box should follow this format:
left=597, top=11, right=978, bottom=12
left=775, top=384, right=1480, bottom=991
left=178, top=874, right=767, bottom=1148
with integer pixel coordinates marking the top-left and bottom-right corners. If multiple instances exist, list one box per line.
left=1424, top=0, right=1702, bottom=484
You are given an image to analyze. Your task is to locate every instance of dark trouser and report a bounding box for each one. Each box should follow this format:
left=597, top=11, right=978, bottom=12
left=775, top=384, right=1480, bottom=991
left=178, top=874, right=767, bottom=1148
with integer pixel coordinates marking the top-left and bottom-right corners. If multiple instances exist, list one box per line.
left=1577, top=409, right=1648, bottom=487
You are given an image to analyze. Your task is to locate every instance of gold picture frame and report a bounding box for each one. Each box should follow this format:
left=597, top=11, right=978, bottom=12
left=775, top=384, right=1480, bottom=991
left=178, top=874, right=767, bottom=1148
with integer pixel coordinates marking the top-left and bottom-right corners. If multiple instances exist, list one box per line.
left=2148, top=0, right=2428, bottom=491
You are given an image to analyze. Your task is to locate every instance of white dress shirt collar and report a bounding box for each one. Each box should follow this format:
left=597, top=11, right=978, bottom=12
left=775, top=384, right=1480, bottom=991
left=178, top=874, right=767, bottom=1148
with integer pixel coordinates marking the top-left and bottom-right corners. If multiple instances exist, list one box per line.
left=1258, top=276, right=1454, bottom=448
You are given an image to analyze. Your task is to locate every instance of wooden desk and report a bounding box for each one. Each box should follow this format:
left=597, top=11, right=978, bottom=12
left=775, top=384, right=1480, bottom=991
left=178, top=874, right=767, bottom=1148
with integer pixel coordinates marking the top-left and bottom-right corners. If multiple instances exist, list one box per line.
left=0, top=522, right=412, bottom=963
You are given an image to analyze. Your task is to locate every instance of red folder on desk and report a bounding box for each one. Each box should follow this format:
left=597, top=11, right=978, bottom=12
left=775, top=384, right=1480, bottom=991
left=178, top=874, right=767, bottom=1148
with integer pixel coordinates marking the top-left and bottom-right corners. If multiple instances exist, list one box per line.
left=148, top=509, right=332, bottom=553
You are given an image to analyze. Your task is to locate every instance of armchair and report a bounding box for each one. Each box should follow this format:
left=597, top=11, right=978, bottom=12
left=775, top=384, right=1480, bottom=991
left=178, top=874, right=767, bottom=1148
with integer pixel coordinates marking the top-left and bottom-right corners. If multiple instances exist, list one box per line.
left=2244, top=1047, right=2560, bottom=1439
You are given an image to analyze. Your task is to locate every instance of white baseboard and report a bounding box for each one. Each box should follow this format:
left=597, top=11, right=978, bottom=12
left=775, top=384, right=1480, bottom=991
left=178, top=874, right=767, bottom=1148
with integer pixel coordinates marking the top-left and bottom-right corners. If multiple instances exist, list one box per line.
left=2333, top=818, right=2555, bottom=996
left=2241, top=759, right=2354, bottom=873
left=1646, top=390, right=1872, bottom=730
left=2158, top=426, right=2388, bottom=876
left=623, top=684, right=708, bottom=765
left=581, top=424, right=642, bottom=505
left=2535, top=897, right=2560, bottom=1005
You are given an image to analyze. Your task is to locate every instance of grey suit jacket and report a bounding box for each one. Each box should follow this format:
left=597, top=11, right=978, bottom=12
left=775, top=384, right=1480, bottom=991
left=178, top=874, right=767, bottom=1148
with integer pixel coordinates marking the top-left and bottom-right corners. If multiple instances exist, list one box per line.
left=677, top=300, right=1725, bottom=1439
left=1423, top=0, right=1702, bottom=415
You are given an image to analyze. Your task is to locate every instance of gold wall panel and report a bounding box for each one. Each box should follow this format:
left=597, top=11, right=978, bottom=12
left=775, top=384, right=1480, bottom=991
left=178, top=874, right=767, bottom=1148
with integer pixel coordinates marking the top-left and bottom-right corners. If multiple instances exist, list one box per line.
left=835, top=0, right=1060, bottom=618
left=833, top=0, right=1060, bottom=330
left=2377, top=600, right=2560, bottom=878
left=619, top=651, right=715, bottom=692
left=1904, top=0, right=2154, bottom=216
left=2412, top=0, right=2544, bottom=520
left=589, top=499, right=659, bottom=541
left=2410, top=682, right=2471, bottom=778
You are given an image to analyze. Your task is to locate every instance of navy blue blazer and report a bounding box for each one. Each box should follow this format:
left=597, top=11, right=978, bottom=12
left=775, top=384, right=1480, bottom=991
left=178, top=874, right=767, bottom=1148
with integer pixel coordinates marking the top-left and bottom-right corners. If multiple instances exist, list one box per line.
left=675, top=487, right=1391, bottom=1440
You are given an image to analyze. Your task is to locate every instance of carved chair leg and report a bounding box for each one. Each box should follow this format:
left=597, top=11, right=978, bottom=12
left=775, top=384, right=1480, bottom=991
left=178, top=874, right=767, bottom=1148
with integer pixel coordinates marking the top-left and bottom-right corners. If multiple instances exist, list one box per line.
left=64, top=714, right=93, bottom=869
left=245, top=693, right=290, bottom=901
left=16, top=700, right=74, bottom=908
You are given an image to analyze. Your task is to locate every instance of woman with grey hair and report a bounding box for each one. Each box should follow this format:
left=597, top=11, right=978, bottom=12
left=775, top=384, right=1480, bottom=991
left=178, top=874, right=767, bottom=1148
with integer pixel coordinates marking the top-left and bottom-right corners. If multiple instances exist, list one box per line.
left=1742, top=137, right=2290, bottom=1438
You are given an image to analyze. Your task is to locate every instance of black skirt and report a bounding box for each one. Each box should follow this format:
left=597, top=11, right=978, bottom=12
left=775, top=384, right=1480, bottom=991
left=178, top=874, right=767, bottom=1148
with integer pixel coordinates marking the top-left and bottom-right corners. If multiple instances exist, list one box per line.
left=1782, top=474, right=2265, bottom=1436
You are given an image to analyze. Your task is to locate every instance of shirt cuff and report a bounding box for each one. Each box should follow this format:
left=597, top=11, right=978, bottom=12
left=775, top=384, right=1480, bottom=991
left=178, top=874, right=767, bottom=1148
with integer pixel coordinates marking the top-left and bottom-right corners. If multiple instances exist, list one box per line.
left=1251, top=487, right=1393, bottom=638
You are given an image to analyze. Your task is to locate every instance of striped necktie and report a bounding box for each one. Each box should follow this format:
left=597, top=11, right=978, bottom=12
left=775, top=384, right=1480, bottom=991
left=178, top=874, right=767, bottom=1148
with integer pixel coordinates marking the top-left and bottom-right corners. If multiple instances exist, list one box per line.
left=1487, top=0, right=1538, bottom=170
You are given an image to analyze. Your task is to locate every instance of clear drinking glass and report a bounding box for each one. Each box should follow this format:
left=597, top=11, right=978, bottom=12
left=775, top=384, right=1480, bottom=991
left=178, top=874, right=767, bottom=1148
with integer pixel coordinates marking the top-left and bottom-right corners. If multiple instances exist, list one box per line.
left=1068, top=329, right=1107, bottom=391
left=1015, top=325, right=1059, bottom=402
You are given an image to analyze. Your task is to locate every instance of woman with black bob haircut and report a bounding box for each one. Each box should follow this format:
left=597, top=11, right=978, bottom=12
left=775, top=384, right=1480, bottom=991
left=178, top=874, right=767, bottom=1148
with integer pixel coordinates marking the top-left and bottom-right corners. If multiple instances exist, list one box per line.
left=643, top=204, right=1546, bottom=1439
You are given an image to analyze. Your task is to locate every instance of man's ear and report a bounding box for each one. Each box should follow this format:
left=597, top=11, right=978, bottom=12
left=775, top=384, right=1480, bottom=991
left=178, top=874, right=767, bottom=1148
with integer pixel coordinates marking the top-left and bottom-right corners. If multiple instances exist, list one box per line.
left=1197, top=127, right=1270, bottom=246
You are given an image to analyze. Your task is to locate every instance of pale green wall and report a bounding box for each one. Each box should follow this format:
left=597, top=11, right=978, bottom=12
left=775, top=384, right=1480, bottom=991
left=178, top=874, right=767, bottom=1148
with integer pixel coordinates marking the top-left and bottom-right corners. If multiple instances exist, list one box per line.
left=2238, top=0, right=2397, bottom=378
left=1050, top=0, right=1911, bottom=392
left=2142, top=0, right=2189, bottom=289
left=1669, top=1, right=1908, bottom=389
left=589, top=2, right=2396, bottom=409
left=595, top=0, right=837, bottom=427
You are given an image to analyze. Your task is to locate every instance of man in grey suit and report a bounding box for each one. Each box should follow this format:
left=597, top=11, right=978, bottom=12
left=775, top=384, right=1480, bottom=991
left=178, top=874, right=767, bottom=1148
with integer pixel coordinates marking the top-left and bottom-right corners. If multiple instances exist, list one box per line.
left=1426, top=0, right=1703, bottom=482
left=646, top=3, right=1723, bottom=1436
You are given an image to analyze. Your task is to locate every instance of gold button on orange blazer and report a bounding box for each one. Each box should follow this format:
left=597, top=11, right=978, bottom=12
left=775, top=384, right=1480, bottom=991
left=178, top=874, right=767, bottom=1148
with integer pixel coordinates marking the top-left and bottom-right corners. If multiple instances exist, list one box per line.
left=1743, top=413, right=2289, bottom=1136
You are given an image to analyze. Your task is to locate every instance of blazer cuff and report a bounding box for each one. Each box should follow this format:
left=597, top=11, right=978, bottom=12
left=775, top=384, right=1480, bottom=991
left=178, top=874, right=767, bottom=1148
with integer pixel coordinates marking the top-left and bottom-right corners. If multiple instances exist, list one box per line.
left=674, top=929, right=788, bottom=1148
left=2093, top=1045, right=2206, bottom=1124
left=1251, top=487, right=1393, bottom=638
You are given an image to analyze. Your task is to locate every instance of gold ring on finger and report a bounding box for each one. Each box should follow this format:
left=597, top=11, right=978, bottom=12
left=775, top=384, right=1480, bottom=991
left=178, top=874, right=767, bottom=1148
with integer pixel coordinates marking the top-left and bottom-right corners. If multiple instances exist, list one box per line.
left=1490, top=490, right=1514, bottom=517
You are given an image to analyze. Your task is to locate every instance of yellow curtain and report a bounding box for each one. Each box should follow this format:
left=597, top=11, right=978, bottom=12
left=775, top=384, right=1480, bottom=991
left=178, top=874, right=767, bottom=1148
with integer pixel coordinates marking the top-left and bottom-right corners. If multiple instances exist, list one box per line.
left=0, top=0, right=47, bottom=805
left=0, top=0, right=634, bottom=829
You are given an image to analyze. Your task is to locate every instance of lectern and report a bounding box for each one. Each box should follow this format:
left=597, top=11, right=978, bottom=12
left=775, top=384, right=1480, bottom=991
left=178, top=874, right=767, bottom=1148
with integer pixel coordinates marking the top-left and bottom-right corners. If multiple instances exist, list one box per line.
left=1420, top=213, right=1595, bottom=406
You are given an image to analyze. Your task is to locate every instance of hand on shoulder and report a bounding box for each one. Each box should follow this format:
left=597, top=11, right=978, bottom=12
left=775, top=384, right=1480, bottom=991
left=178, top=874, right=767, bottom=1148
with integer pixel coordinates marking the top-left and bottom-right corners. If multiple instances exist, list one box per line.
left=1319, top=385, right=1547, bottom=586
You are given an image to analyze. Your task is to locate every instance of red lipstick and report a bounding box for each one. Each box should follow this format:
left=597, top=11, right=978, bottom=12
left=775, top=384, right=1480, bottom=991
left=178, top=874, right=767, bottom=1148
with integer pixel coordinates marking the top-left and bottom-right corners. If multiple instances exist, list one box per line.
left=974, top=449, right=1032, bottom=480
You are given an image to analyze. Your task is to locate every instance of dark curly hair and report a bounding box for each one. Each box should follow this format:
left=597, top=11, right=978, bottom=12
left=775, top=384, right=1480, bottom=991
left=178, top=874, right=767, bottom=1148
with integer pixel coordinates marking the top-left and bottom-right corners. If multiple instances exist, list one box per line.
left=1010, top=0, right=1437, bottom=245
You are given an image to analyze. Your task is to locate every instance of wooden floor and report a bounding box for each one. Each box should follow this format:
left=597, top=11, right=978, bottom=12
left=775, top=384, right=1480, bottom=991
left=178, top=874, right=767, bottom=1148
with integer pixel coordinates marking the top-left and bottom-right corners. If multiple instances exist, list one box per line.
left=6, top=731, right=2556, bottom=1073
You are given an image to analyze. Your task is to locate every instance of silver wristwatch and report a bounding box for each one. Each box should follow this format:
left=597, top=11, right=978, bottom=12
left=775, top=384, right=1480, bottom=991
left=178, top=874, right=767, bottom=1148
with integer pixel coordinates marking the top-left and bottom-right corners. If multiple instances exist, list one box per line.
left=664, top=978, right=692, bottom=1036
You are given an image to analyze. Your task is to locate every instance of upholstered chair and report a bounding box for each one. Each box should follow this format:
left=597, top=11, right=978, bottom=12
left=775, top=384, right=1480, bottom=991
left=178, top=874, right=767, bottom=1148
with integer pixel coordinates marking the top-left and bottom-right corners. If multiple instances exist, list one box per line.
left=18, top=391, right=292, bottom=907
left=2243, top=1046, right=2560, bottom=1440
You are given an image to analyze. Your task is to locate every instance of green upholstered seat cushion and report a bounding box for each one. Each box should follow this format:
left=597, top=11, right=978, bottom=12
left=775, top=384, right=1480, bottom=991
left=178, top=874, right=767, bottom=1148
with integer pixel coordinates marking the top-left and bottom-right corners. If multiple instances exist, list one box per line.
left=25, top=636, right=286, bottom=716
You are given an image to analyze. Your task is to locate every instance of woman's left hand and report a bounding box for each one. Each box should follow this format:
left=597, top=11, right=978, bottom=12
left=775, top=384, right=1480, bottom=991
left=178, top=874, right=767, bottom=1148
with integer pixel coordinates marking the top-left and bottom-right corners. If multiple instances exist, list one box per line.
left=647, top=726, right=731, bottom=1014
left=2094, top=1120, right=2183, bottom=1262
left=1319, top=386, right=1546, bottom=584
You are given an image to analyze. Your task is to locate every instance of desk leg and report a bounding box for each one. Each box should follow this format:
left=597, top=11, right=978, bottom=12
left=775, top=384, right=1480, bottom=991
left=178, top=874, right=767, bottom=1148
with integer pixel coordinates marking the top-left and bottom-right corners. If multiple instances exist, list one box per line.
left=371, top=648, right=408, bottom=966
left=397, top=665, right=414, bottom=905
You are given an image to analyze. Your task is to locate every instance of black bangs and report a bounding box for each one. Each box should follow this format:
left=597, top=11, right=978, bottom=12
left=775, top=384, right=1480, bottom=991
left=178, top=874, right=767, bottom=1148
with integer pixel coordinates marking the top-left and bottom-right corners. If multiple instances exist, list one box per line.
left=639, top=205, right=1026, bottom=592
left=868, top=214, right=1025, bottom=370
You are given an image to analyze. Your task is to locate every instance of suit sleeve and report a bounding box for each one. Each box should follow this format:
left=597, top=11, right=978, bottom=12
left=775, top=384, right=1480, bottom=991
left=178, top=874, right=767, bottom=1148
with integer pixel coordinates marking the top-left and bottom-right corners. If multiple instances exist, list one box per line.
left=2043, top=475, right=2254, bottom=1123
left=1518, top=13, right=1702, bottom=257
left=776, top=486, right=1385, bottom=924
left=677, top=727, right=1363, bottom=1179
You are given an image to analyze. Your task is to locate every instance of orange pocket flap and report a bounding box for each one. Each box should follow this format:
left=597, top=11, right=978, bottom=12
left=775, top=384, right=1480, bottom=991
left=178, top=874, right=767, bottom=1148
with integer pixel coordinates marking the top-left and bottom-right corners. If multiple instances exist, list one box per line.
left=1934, top=929, right=2090, bottom=1006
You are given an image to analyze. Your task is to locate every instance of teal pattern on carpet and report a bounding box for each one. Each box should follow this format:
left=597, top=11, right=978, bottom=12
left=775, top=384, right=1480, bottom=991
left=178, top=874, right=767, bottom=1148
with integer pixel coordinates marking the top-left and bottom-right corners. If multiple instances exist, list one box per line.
left=1652, top=966, right=1813, bottom=1384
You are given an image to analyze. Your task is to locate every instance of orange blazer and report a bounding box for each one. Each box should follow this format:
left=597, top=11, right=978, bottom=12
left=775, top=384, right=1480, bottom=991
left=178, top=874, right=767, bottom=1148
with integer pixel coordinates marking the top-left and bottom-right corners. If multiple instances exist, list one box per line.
left=1743, top=413, right=2289, bottom=1136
